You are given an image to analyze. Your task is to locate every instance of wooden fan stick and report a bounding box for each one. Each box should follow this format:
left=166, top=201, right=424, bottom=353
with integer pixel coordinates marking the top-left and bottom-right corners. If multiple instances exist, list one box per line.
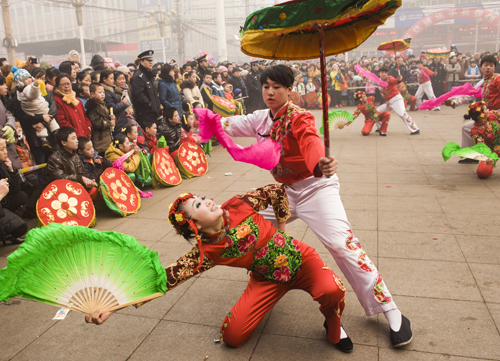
left=93, top=244, right=109, bottom=314
left=393, top=43, right=400, bottom=76
left=101, top=292, right=165, bottom=314
left=75, top=243, right=94, bottom=313
left=99, top=262, right=150, bottom=311
left=51, top=254, right=91, bottom=312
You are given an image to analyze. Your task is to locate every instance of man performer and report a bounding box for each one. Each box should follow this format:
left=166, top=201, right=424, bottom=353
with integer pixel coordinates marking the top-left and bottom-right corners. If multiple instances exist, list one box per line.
left=377, top=67, right=420, bottom=134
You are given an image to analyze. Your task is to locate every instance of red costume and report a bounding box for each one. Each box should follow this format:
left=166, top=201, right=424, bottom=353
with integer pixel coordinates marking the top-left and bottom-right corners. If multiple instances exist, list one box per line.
left=141, top=185, right=346, bottom=347
left=379, top=76, right=400, bottom=102
left=353, top=96, right=390, bottom=135
left=471, top=110, right=500, bottom=178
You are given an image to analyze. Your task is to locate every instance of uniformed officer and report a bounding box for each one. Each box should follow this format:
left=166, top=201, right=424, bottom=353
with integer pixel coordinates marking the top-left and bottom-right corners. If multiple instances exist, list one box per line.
left=196, top=54, right=210, bottom=86
left=131, top=50, right=161, bottom=128
left=244, top=60, right=265, bottom=113
left=258, top=60, right=267, bottom=74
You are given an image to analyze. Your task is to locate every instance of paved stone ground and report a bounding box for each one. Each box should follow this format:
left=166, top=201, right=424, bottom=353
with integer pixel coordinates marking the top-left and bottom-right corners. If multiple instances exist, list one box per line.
left=1, top=106, right=500, bottom=361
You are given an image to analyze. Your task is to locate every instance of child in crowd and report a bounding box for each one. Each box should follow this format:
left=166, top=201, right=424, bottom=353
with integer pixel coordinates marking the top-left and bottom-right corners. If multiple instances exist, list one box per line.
left=76, top=72, right=91, bottom=86
left=199, top=73, right=213, bottom=110
left=85, top=83, right=115, bottom=156
left=85, top=186, right=352, bottom=353
left=352, top=91, right=391, bottom=136
left=158, top=107, right=182, bottom=158
left=305, top=77, right=315, bottom=94
left=14, top=121, right=37, bottom=186
left=44, top=127, right=97, bottom=195
left=465, top=61, right=481, bottom=86
left=12, top=67, right=59, bottom=147
left=180, top=71, right=204, bottom=107
left=74, top=83, right=90, bottom=108
left=90, top=71, right=101, bottom=84
left=464, top=101, right=499, bottom=179
left=105, top=133, right=141, bottom=175
left=77, top=137, right=112, bottom=186
left=124, top=122, right=148, bottom=154
left=223, top=83, right=234, bottom=100
left=211, top=72, right=226, bottom=98
left=142, top=119, right=158, bottom=155
left=180, top=111, right=202, bottom=145
left=192, top=102, right=203, bottom=109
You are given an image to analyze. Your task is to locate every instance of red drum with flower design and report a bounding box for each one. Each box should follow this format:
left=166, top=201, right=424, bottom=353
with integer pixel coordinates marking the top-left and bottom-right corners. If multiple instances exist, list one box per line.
left=290, top=91, right=303, bottom=107
left=176, top=142, right=208, bottom=179
left=99, top=168, right=140, bottom=217
left=305, top=92, right=319, bottom=108
left=152, top=148, right=182, bottom=187
left=36, top=180, right=96, bottom=227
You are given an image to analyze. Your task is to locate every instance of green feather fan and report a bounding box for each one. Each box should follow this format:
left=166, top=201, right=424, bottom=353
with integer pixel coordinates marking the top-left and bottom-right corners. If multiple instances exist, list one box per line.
left=0, top=223, right=166, bottom=314
left=319, top=110, right=354, bottom=134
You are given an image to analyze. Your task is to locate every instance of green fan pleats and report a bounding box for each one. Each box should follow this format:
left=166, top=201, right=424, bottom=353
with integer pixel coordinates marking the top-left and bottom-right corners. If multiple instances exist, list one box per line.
left=320, top=110, right=354, bottom=134
left=0, top=224, right=166, bottom=312
left=442, top=141, right=499, bottom=166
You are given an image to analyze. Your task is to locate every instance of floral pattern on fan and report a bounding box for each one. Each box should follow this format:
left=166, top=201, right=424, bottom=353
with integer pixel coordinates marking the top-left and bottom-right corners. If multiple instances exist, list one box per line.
left=152, top=148, right=182, bottom=186
left=100, top=168, right=141, bottom=217
left=37, top=180, right=96, bottom=227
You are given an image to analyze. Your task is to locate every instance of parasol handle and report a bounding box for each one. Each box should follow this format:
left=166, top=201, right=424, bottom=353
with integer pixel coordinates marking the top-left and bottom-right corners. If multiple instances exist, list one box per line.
left=393, top=43, right=400, bottom=76
left=319, top=25, right=330, bottom=159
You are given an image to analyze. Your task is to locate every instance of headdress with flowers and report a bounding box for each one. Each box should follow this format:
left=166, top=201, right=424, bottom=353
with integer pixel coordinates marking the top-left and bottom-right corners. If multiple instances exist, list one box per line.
left=168, top=193, right=205, bottom=271
left=354, top=91, right=366, bottom=102
left=466, top=101, right=487, bottom=123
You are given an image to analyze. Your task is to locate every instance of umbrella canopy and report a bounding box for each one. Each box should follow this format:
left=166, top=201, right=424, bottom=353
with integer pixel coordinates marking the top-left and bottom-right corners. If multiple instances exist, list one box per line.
left=426, top=48, right=451, bottom=59
left=240, top=0, right=402, bottom=60
left=377, top=38, right=411, bottom=52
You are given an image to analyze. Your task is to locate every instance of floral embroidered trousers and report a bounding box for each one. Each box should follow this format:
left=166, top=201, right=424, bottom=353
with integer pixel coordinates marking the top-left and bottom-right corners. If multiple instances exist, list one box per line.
left=260, top=175, right=397, bottom=317
left=377, top=94, right=419, bottom=133
left=221, top=245, right=345, bottom=347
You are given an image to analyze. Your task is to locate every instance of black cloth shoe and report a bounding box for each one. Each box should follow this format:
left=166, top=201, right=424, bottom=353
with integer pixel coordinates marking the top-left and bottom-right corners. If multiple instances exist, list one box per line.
left=390, top=315, right=413, bottom=348
left=324, top=321, right=353, bottom=353
left=458, top=158, right=479, bottom=164
left=379, top=132, right=387, bottom=136
left=410, top=130, right=420, bottom=135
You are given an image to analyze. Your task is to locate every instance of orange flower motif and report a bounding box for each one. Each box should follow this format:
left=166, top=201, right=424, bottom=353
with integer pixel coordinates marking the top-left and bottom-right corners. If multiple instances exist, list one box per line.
left=274, top=254, right=288, bottom=268
left=236, top=223, right=252, bottom=239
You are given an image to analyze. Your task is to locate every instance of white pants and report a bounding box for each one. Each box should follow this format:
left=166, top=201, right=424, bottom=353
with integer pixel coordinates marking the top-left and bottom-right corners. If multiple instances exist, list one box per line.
left=415, top=81, right=436, bottom=107
left=260, top=175, right=397, bottom=316
left=377, top=94, right=419, bottom=133
left=462, top=120, right=474, bottom=148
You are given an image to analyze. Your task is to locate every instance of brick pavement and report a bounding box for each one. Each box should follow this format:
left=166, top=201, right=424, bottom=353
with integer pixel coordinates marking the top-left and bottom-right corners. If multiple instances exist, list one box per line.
left=1, top=106, right=500, bottom=361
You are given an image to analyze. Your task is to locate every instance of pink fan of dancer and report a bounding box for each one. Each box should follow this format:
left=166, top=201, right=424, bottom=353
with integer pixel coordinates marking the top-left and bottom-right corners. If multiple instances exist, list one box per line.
left=355, top=64, right=388, bottom=87
left=194, top=108, right=281, bottom=171
left=419, top=82, right=483, bottom=110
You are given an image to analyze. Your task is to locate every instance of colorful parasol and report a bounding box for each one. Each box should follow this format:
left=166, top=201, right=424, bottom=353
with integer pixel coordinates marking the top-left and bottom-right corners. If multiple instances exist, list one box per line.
left=240, top=0, right=402, bottom=156
left=377, top=38, right=411, bottom=74
left=426, top=48, right=451, bottom=59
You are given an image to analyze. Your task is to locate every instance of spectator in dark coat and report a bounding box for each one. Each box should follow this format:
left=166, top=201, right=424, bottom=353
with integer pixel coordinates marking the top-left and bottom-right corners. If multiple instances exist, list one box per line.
left=158, top=64, right=183, bottom=119
left=100, top=69, right=129, bottom=136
